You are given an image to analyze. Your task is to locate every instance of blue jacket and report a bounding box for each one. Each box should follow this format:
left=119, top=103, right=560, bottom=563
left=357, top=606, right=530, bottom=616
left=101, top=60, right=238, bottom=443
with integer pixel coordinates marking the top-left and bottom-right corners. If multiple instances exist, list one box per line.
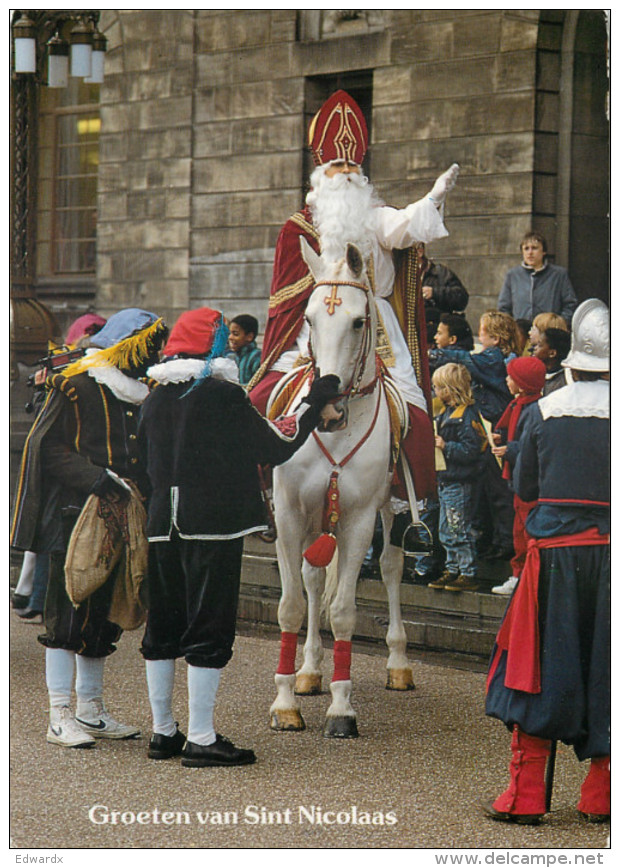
left=432, top=345, right=512, bottom=424
left=435, top=403, right=486, bottom=485
left=498, top=262, right=578, bottom=325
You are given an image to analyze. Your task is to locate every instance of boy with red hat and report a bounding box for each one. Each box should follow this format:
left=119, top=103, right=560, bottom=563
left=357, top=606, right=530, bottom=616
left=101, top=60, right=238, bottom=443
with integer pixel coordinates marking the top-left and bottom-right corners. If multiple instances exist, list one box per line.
left=138, top=307, right=341, bottom=767
left=248, top=89, right=459, bottom=538
left=490, top=356, right=546, bottom=596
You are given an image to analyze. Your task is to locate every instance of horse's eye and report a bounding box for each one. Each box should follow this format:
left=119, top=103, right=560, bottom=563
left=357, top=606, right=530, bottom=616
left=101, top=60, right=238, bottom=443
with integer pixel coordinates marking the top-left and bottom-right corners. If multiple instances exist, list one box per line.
left=353, top=318, right=365, bottom=330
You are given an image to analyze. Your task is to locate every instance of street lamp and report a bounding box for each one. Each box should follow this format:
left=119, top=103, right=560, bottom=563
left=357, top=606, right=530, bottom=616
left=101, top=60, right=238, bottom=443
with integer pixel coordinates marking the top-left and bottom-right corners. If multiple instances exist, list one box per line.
left=10, top=10, right=106, bottom=373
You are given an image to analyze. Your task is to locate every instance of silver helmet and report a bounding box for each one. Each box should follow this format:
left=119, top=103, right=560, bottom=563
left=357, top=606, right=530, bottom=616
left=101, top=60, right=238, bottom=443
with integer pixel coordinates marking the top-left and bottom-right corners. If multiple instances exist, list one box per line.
left=562, top=298, right=609, bottom=372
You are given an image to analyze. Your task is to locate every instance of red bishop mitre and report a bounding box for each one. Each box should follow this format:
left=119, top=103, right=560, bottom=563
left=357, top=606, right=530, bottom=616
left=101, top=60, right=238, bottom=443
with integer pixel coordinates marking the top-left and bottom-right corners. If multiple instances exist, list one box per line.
left=308, top=90, right=368, bottom=166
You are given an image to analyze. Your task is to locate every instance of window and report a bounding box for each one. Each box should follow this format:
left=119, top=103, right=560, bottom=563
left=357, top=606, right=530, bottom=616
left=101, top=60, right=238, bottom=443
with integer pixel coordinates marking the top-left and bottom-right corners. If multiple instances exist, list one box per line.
left=38, top=77, right=100, bottom=277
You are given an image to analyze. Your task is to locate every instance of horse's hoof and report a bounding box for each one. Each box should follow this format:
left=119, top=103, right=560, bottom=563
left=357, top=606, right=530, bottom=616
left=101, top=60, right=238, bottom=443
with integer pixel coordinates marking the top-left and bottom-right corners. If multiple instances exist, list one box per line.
left=295, top=673, right=322, bottom=695
left=386, top=668, right=415, bottom=691
left=270, top=709, right=306, bottom=732
left=323, top=716, right=359, bottom=738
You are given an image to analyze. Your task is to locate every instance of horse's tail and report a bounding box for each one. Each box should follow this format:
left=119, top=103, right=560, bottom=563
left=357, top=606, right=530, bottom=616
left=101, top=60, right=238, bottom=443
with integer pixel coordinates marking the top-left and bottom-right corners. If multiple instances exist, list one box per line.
left=320, top=550, right=339, bottom=616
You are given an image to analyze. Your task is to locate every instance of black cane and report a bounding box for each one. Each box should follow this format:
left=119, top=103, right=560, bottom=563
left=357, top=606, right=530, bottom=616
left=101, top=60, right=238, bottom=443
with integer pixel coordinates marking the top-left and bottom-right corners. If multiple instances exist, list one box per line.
left=545, top=740, right=557, bottom=812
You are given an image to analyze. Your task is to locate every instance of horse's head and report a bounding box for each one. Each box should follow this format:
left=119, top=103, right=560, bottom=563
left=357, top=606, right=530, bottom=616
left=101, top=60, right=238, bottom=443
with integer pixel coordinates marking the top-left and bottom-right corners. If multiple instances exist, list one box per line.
left=301, top=238, right=377, bottom=431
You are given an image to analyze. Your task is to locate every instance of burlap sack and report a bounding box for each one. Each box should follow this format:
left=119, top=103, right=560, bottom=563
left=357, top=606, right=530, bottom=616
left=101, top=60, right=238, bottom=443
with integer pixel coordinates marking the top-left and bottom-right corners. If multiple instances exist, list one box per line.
left=65, top=487, right=148, bottom=630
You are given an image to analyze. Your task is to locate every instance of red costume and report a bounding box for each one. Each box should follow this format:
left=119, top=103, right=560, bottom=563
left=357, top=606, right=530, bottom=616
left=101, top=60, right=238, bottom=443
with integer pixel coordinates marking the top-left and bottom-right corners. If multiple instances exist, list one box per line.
left=249, top=91, right=438, bottom=501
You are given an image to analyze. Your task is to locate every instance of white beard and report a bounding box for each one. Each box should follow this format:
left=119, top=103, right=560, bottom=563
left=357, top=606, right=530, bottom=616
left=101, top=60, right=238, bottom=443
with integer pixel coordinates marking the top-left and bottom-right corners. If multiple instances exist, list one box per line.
left=306, top=165, right=383, bottom=262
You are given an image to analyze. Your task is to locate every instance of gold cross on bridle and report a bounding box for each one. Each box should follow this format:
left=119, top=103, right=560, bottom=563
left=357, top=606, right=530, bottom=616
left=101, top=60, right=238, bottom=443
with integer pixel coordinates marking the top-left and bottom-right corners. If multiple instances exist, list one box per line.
left=324, top=284, right=342, bottom=315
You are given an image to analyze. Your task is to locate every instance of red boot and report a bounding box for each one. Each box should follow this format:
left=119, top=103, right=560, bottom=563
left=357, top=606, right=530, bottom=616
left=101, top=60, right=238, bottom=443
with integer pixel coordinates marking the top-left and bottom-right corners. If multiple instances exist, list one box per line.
left=577, top=756, right=610, bottom=822
left=485, top=725, right=551, bottom=825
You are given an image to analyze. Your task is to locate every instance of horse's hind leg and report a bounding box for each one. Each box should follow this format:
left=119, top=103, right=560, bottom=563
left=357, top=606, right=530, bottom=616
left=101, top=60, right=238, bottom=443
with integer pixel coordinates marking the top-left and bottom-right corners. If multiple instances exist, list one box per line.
left=379, top=507, right=415, bottom=691
left=295, top=561, right=325, bottom=695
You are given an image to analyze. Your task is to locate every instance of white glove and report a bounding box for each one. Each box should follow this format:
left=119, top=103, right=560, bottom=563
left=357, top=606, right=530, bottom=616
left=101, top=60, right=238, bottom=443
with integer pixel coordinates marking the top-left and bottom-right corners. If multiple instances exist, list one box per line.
left=428, top=163, right=459, bottom=208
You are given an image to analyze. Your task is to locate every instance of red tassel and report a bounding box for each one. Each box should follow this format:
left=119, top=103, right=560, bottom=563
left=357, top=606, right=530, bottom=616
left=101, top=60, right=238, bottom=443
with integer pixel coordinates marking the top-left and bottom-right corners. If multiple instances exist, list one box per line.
left=303, top=533, right=337, bottom=567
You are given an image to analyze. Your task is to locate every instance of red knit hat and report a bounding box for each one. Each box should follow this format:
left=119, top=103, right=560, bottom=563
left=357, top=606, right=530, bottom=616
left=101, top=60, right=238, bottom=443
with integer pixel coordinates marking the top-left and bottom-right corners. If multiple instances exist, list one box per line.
left=308, top=90, right=368, bottom=167
left=506, top=356, right=546, bottom=394
left=164, top=307, right=223, bottom=358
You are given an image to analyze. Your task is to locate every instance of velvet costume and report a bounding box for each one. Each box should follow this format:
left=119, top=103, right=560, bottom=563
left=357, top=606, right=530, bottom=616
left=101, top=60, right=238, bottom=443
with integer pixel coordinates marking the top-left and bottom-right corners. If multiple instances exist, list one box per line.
left=485, top=380, right=610, bottom=761
left=139, top=355, right=332, bottom=668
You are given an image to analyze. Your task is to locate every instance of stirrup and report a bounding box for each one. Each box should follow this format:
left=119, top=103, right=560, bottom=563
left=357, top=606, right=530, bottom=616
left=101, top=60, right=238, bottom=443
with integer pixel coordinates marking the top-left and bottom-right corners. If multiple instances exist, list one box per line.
left=401, top=520, right=434, bottom=557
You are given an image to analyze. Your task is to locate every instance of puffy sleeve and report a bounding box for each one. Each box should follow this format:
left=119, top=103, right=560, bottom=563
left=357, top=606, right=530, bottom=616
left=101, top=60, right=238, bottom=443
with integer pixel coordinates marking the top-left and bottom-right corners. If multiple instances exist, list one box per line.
left=373, top=197, right=449, bottom=250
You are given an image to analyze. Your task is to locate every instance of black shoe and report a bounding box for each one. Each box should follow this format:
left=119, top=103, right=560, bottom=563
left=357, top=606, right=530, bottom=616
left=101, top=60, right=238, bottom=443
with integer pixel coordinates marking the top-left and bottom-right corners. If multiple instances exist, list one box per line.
left=11, top=593, right=30, bottom=610
left=148, top=727, right=186, bottom=760
left=181, top=734, right=256, bottom=768
left=483, top=800, right=542, bottom=826
left=16, top=607, right=43, bottom=620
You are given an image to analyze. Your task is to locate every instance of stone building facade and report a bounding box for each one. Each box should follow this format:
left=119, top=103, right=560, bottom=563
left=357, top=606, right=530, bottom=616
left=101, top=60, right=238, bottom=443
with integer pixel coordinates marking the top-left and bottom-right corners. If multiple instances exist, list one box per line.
left=89, top=9, right=608, bottom=336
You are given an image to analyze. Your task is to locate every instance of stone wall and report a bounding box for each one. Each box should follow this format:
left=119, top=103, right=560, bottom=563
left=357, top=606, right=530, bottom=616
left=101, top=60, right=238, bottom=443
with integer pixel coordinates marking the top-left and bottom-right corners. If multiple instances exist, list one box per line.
left=95, top=10, right=551, bottom=332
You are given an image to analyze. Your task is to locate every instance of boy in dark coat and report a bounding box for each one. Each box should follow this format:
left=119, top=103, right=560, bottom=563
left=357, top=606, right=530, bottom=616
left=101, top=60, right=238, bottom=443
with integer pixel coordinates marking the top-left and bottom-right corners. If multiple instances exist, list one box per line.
left=138, top=307, right=341, bottom=767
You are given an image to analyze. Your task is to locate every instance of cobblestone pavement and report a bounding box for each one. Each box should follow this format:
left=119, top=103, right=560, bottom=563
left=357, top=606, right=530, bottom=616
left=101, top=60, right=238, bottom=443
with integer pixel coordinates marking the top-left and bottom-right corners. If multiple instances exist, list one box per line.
left=9, top=612, right=611, bottom=860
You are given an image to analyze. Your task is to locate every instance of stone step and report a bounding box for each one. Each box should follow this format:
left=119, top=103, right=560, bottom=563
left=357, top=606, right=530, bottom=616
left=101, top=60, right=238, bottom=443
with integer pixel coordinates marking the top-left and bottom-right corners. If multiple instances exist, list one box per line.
left=238, top=542, right=510, bottom=664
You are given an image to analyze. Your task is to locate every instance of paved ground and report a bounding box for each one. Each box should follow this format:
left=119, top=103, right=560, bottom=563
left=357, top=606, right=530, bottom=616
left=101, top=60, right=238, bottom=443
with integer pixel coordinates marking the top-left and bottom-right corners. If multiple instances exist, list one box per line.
left=9, top=612, right=611, bottom=858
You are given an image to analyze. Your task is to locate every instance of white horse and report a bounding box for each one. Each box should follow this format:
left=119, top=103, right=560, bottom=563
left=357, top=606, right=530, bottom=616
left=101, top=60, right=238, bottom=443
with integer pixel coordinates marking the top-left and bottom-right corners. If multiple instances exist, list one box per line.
left=269, top=240, right=415, bottom=739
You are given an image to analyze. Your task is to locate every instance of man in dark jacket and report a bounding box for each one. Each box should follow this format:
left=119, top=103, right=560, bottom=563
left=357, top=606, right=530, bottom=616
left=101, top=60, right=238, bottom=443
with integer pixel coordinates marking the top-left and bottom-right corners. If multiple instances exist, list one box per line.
left=10, top=308, right=169, bottom=749
left=138, top=307, right=341, bottom=768
left=419, top=248, right=471, bottom=346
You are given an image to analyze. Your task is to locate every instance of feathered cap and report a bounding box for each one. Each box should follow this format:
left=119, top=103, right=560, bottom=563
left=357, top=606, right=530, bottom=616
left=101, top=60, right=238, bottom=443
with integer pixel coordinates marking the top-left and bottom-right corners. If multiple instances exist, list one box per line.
left=164, top=307, right=226, bottom=359
left=308, top=90, right=368, bottom=167
left=62, top=308, right=167, bottom=377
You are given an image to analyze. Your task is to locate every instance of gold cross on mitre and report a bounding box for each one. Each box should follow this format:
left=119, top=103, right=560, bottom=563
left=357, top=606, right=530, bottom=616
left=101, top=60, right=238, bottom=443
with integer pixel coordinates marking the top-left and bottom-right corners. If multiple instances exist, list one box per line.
left=324, top=284, right=342, bottom=315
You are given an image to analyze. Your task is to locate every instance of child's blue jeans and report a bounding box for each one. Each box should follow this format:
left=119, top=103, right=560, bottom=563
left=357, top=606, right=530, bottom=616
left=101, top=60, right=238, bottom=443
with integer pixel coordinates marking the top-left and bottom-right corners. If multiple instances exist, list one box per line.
left=438, top=481, right=477, bottom=578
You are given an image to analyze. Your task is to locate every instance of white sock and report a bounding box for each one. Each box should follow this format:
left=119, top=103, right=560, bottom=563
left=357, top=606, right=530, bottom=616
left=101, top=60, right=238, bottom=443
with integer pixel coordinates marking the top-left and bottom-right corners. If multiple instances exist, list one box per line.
left=428, top=163, right=459, bottom=207
left=15, top=551, right=37, bottom=597
left=145, top=659, right=177, bottom=737
left=46, top=648, right=75, bottom=709
left=75, top=655, right=105, bottom=716
left=187, top=665, right=220, bottom=746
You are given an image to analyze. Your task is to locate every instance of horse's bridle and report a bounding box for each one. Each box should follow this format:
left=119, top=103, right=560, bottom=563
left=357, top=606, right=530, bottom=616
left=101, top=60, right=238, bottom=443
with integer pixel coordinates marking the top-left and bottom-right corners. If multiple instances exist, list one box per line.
left=309, top=279, right=378, bottom=400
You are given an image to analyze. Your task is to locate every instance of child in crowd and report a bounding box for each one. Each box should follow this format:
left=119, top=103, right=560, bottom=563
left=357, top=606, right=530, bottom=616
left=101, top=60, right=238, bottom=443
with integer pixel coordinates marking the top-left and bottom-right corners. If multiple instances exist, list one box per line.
left=428, top=363, right=486, bottom=593
left=534, top=327, right=572, bottom=395
left=429, top=313, right=475, bottom=373
left=490, top=356, right=546, bottom=596
left=528, top=311, right=568, bottom=355
left=432, top=310, right=521, bottom=561
left=228, top=314, right=262, bottom=385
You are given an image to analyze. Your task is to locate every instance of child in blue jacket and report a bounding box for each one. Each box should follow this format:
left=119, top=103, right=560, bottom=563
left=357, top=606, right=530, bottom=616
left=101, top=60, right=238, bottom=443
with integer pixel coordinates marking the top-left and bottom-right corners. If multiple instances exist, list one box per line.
left=428, top=363, right=486, bottom=593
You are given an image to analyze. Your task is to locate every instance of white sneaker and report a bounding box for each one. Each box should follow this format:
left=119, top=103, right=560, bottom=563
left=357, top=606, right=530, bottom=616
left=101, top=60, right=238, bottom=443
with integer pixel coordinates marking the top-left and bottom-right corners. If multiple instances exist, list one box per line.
left=76, top=699, right=140, bottom=740
left=47, top=706, right=96, bottom=748
left=491, top=575, right=519, bottom=596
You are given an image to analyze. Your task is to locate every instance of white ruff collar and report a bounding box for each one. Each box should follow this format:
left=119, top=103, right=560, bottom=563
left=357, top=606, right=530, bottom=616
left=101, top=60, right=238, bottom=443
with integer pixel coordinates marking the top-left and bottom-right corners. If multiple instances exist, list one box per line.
left=87, top=365, right=149, bottom=405
left=539, top=379, right=609, bottom=420
left=147, top=357, right=240, bottom=386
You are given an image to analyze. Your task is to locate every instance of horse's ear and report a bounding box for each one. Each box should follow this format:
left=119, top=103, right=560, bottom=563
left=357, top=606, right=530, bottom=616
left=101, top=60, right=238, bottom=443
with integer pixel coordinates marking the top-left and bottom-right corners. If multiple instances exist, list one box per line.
left=300, top=236, right=322, bottom=281
left=346, top=243, right=364, bottom=279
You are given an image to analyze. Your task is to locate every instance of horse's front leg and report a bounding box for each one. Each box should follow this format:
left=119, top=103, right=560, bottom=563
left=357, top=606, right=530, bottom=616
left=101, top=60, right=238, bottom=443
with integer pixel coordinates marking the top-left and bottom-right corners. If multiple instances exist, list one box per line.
left=295, top=561, right=325, bottom=695
left=380, top=506, right=415, bottom=691
left=323, top=514, right=375, bottom=738
left=269, top=515, right=308, bottom=732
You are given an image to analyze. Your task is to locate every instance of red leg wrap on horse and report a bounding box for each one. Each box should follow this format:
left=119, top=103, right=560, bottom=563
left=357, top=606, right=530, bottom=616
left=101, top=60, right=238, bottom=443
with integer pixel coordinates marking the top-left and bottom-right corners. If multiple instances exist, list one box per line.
left=577, top=756, right=610, bottom=816
left=276, top=631, right=298, bottom=675
left=332, top=640, right=352, bottom=682
left=493, top=725, right=551, bottom=815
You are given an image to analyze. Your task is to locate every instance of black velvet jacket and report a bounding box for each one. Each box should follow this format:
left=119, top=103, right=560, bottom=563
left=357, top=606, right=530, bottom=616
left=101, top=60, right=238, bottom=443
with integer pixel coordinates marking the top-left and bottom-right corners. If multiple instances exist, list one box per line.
left=138, top=371, right=322, bottom=541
